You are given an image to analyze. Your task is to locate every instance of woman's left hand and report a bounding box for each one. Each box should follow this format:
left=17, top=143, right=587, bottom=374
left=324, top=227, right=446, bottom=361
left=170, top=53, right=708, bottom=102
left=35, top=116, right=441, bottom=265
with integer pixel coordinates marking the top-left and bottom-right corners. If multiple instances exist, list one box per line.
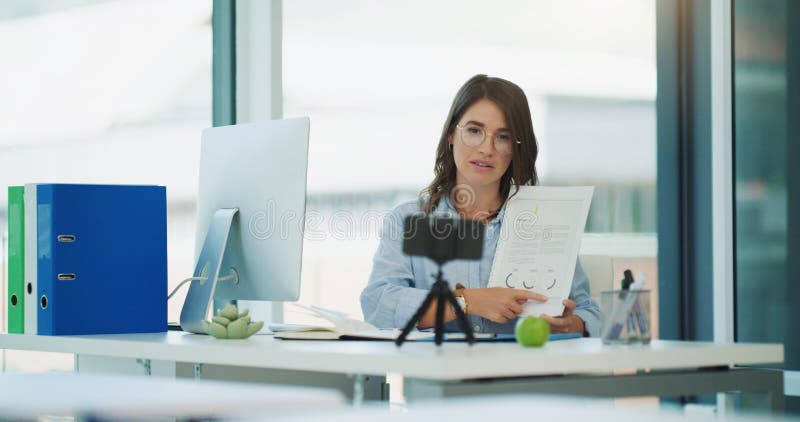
left=540, top=299, right=585, bottom=334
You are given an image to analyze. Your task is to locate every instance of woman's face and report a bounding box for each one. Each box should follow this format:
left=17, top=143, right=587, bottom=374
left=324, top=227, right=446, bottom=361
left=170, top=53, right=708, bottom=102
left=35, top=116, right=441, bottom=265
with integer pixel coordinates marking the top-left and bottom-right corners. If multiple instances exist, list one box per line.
left=449, top=98, right=514, bottom=195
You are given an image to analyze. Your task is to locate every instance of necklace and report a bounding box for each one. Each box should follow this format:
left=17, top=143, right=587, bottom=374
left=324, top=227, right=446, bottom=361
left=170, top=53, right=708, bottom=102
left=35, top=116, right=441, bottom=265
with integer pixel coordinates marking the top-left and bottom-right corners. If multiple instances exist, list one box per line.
left=457, top=205, right=500, bottom=222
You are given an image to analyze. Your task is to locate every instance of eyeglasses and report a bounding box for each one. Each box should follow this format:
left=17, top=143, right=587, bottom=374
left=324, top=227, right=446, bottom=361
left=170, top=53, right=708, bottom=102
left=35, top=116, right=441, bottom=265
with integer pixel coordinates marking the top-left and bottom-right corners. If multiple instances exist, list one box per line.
left=455, top=124, right=521, bottom=156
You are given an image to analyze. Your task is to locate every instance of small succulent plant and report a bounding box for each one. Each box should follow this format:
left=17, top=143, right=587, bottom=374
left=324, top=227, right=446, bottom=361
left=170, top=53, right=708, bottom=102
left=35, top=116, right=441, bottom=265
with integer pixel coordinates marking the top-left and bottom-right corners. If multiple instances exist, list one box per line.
left=203, top=304, right=264, bottom=339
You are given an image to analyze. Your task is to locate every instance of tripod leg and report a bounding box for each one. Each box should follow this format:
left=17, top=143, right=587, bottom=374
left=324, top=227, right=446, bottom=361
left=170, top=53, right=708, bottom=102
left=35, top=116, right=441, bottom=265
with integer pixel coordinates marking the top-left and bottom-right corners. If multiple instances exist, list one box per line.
left=446, top=292, right=475, bottom=344
left=434, top=290, right=447, bottom=345
left=396, top=292, right=436, bottom=346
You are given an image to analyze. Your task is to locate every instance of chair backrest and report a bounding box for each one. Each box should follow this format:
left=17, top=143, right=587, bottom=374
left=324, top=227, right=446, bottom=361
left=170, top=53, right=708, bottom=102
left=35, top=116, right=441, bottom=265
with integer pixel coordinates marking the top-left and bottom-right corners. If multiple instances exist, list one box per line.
left=579, top=255, right=614, bottom=301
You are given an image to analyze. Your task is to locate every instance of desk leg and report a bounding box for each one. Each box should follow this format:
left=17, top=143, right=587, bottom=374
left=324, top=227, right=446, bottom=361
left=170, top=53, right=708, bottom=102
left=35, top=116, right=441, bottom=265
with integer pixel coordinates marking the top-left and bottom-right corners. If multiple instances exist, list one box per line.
left=722, top=389, right=785, bottom=414
left=136, top=359, right=151, bottom=376
left=350, top=374, right=365, bottom=407
left=75, top=354, right=177, bottom=377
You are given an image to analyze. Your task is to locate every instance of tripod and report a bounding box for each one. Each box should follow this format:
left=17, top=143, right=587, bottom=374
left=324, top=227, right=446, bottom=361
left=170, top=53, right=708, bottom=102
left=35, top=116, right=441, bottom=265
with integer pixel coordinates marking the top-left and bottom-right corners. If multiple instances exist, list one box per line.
left=395, top=266, right=475, bottom=346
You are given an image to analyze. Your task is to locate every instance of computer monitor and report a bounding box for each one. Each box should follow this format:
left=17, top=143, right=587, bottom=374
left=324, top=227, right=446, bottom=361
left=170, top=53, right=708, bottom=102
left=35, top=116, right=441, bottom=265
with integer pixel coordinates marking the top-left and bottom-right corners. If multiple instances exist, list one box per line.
left=180, top=117, right=310, bottom=334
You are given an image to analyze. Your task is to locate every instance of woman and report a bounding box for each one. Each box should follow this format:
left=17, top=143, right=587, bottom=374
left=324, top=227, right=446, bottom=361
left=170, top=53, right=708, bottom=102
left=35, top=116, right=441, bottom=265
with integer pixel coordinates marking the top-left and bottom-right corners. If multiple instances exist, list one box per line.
left=360, top=75, right=601, bottom=336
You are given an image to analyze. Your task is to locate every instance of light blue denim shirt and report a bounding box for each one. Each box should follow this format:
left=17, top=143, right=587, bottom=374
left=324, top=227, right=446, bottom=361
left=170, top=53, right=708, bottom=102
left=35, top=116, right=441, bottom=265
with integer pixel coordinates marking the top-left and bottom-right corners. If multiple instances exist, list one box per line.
left=360, top=195, right=601, bottom=336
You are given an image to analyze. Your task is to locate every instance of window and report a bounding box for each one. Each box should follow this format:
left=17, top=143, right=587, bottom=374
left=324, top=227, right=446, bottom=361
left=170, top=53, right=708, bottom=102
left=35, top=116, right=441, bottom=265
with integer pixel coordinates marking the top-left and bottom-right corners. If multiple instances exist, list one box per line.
left=733, top=0, right=799, bottom=371
left=0, top=0, right=212, bottom=369
left=282, top=0, right=657, bottom=322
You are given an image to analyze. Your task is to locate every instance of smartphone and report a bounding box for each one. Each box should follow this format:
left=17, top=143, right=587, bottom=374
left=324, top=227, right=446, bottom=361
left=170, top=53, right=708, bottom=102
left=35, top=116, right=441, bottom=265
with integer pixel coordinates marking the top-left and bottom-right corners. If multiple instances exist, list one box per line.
left=402, top=215, right=484, bottom=263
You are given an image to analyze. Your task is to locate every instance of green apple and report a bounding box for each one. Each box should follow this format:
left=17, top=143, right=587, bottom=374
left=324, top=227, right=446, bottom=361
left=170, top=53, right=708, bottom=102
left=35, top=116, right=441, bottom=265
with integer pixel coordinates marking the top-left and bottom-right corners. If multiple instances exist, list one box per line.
left=515, top=316, right=550, bottom=347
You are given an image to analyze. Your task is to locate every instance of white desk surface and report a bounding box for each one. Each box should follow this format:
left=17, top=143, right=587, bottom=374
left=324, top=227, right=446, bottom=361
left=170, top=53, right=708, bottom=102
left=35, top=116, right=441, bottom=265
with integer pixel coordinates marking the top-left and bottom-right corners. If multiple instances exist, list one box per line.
left=265, top=396, right=777, bottom=422
left=0, top=372, right=344, bottom=420
left=0, top=332, right=783, bottom=381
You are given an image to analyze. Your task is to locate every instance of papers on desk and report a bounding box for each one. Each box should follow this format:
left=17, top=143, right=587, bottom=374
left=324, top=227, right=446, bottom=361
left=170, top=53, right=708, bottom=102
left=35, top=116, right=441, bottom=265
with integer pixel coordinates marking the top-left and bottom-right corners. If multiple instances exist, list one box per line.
left=420, top=332, right=583, bottom=342
left=273, top=304, right=434, bottom=341
left=489, top=186, right=593, bottom=317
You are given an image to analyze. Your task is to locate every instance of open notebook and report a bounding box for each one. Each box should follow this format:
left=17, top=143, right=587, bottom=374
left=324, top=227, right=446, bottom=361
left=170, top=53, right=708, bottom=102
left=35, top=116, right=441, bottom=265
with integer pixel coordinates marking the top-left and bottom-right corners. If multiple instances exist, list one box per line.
left=272, top=305, right=434, bottom=341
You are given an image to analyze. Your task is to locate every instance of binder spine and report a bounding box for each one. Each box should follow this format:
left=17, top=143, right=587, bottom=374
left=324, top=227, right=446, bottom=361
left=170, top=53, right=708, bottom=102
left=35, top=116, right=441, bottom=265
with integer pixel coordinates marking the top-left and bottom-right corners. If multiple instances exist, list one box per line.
left=23, top=184, right=38, bottom=335
left=24, top=183, right=167, bottom=335
left=36, top=185, right=54, bottom=335
left=7, top=186, right=24, bottom=333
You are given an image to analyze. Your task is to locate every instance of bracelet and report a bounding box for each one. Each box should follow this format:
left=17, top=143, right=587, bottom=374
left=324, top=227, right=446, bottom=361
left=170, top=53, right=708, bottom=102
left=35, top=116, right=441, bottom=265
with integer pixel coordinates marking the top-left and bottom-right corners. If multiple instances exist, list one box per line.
left=454, top=283, right=467, bottom=313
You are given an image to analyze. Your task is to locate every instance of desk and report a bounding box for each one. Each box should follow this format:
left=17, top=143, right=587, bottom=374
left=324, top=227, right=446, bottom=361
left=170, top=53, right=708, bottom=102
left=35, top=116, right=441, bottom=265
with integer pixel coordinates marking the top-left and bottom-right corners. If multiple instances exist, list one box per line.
left=0, top=333, right=785, bottom=411
left=0, top=372, right=344, bottom=420
left=261, top=395, right=781, bottom=422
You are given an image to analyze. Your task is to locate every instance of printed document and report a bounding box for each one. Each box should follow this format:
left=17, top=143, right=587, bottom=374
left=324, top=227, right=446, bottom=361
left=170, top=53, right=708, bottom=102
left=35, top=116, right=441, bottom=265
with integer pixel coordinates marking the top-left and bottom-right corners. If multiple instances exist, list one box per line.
left=488, top=186, right=594, bottom=317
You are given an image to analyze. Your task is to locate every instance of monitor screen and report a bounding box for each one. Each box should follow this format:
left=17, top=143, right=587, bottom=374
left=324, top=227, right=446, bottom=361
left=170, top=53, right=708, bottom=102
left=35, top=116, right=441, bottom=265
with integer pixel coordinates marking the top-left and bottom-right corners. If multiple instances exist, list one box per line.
left=180, top=117, right=310, bottom=333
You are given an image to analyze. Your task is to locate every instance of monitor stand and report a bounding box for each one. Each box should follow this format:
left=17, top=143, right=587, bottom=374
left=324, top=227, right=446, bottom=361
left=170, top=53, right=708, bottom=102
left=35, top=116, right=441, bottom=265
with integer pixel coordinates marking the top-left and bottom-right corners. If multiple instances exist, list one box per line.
left=180, top=208, right=239, bottom=334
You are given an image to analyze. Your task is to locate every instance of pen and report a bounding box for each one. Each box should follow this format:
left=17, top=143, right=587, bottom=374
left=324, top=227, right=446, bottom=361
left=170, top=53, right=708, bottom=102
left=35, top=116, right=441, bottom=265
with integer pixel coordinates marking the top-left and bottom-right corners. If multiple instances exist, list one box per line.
left=604, top=269, right=638, bottom=340
left=622, top=269, right=634, bottom=291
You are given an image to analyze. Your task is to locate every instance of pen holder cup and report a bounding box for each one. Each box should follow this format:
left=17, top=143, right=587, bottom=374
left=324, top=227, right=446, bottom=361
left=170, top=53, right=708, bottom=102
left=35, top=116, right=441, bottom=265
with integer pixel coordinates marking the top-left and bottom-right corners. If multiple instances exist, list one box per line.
left=600, top=290, right=651, bottom=345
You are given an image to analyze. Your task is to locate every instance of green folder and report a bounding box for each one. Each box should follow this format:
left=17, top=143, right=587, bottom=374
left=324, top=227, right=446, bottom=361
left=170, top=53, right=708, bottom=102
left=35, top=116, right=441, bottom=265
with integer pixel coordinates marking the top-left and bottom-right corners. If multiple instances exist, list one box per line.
left=7, top=186, right=24, bottom=333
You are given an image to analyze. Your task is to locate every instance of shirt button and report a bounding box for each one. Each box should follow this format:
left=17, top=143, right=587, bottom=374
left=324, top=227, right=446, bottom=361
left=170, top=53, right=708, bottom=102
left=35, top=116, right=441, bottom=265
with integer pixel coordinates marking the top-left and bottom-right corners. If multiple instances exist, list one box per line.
left=474, top=325, right=481, bottom=332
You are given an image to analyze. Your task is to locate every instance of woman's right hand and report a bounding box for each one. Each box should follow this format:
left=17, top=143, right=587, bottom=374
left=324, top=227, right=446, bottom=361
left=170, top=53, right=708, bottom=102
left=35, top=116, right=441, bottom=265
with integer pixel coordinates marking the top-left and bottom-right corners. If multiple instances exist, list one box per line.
left=462, top=288, right=548, bottom=324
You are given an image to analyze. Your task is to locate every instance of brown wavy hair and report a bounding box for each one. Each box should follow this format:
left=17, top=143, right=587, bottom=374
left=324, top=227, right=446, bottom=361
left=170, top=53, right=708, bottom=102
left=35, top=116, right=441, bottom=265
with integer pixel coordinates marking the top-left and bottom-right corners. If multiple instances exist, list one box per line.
left=421, top=74, right=539, bottom=214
